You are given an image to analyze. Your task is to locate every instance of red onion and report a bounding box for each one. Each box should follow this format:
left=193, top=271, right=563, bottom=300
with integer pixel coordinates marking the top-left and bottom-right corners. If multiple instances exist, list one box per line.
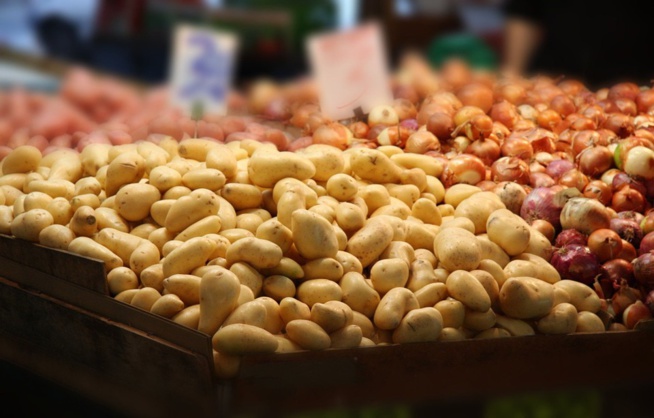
left=530, top=172, right=556, bottom=188
left=609, top=217, right=643, bottom=247
left=612, top=280, right=643, bottom=316
left=617, top=210, right=645, bottom=224
left=633, top=252, right=654, bottom=287
left=600, top=259, right=636, bottom=297
left=550, top=244, right=602, bottom=285
left=639, top=232, right=654, bottom=255
left=645, top=290, right=654, bottom=315
left=520, top=187, right=564, bottom=228
left=546, top=159, right=575, bottom=180
left=555, top=228, right=588, bottom=247
left=399, top=118, right=419, bottom=131
left=640, top=213, right=654, bottom=235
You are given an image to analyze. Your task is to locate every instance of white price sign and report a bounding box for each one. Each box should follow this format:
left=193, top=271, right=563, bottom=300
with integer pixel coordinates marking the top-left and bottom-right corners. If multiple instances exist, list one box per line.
left=169, top=25, right=238, bottom=118
left=307, top=22, right=393, bottom=120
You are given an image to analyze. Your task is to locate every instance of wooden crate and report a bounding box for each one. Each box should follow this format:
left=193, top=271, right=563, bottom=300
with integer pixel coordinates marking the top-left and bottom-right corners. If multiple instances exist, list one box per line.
left=1, top=233, right=653, bottom=417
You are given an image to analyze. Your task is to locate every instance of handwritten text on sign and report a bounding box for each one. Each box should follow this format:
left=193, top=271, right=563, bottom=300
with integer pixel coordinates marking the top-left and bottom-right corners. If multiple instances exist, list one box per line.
left=308, top=23, right=392, bottom=120
left=170, top=25, right=238, bottom=117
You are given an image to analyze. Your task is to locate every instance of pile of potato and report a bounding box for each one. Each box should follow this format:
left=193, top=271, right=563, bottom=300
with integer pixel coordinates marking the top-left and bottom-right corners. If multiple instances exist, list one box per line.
left=0, top=140, right=606, bottom=378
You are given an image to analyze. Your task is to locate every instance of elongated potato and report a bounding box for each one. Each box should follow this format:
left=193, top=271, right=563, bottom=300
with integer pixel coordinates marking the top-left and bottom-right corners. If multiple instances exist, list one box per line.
left=163, top=236, right=217, bottom=277
left=329, top=324, right=363, bottom=349
left=150, top=293, right=185, bottom=318
left=310, top=301, right=353, bottom=333
left=222, top=300, right=268, bottom=329
left=414, top=282, right=448, bottom=308
left=68, top=237, right=122, bottom=271
left=198, top=267, right=241, bottom=336
left=486, top=209, right=531, bottom=256
left=552, top=280, right=601, bottom=313
left=340, top=271, right=380, bottom=318
left=107, top=266, right=139, bottom=295
left=346, top=218, right=394, bottom=267
left=2, top=145, right=41, bottom=174
left=444, top=184, right=481, bottom=208
left=140, top=263, right=165, bottom=292
left=349, top=148, right=402, bottom=183
left=499, top=277, right=554, bottom=319
left=163, top=274, right=201, bottom=305
left=285, top=319, right=331, bottom=350
left=297, top=144, right=345, bottom=181
left=213, top=324, right=279, bottom=355
left=495, top=314, right=535, bottom=336
left=105, top=152, right=145, bottom=196
left=182, top=168, right=226, bottom=191
left=297, top=279, right=343, bottom=307
left=279, top=297, right=311, bottom=324
left=177, top=138, right=220, bottom=161
left=248, top=150, right=316, bottom=188
left=69, top=205, right=97, bottom=237
left=175, top=216, right=222, bottom=241
left=225, top=237, right=283, bottom=269
left=446, top=270, right=491, bottom=312
left=374, top=287, right=419, bottom=330
left=255, top=218, right=293, bottom=254
left=205, top=145, right=237, bottom=179
left=291, top=209, right=339, bottom=260
left=95, top=228, right=144, bottom=265
left=392, top=307, right=443, bottom=344
left=164, top=188, right=220, bottom=233
left=172, top=305, right=201, bottom=329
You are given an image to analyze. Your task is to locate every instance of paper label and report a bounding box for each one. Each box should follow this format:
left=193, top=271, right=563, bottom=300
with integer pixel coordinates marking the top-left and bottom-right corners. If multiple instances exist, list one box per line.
left=307, top=22, right=393, bottom=120
left=170, top=24, right=238, bottom=118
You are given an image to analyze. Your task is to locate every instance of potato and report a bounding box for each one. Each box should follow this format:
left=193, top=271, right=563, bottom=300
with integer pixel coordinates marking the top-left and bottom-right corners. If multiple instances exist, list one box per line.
left=285, top=319, right=331, bottom=351
left=221, top=183, right=263, bottom=211
left=494, top=314, right=535, bottom=336
left=177, top=138, right=220, bottom=162
left=163, top=274, right=201, bottom=305
left=438, top=327, right=467, bottom=342
left=248, top=150, right=315, bottom=188
left=115, top=183, right=161, bottom=222
left=302, top=257, right=343, bottom=281
left=26, top=179, right=73, bottom=200
left=80, top=143, right=111, bottom=177
left=575, top=311, right=606, bottom=333
left=444, top=184, right=481, bottom=208
left=390, top=153, right=443, bottom=177
left=164, top=188, right=220, bottom=233
left=256, top=296, right=284, bottom=335
left=129, top=241, right=160, bottom=276
left=163, top=236, right=217, bottom=277
left=454, top=192, right=505, bottom=234
left=222, top=300, right=268, bottom=329
left=370, top=258, right=409, bottom=294
left=392, top=307, right=443, bottom=344
left=297, top=144, right=345, bottom=182
left=107, top=266, right=139, bottom=295
left=279, top=297, right=311, bottom=324
left=172, top=305, right=201, bottom=329
left=38, top=224, right=75, bottom=250
left=446, top=270, right=491, bottom=312
left=94, top=228, right=144, bottom=265
left=297, top=279, right=343, bottom=307
left=476, top=234, right=510, bottom=268
left=373, top=287, right=419, bottom=330
left=225, top=237, right=283, bottom=269
left=140, top=263, right=165, bottom=292
left=23, top=191, right=53, bottom=211
left=386, top=183, right=421, bottom=208
left=212, top=324, right=279, bottom=355
left=182, top=168, right=226, bottom=191
left=260, top=257, right=304, bottom=281
left=291, top=209, right=339, bottom=260
left=105, top=152, right=145, bottom=196
left=326, top=173, right=358, bottom=201
left=524, top=228, right=554, bottom=261
left=114, top=289, right=139, bottom=304
left=499, top=277, right=554, bottom=319
left=346, top=218, right=394, bottom=267
left=474, top=328, right=511, bottom=339
left=198, top=267, right=241, bottom=336
left=536, top=303, right=578, bottom=334
left=339, top=271, right=380, bottom=318
left=205, top=145, right=238, bottom=179
left=149, top=166, right=183, bottom=193
left=358, top=184, right=391, bottom=213
left=404, top=221, right=438, bottom=250
left=463, top=307, right=496, bottom=331
left=263, top=275, right=296, bottom=301
left=10, top=209, right=54, bottom=242
left=411, top=198, right=442, bottom=225
left=150, top=294, right=185, bottom=318
left=512, top=253, right=561, bottom=284
left=436, top=228, right=482, bottom=272
left=486, top=209, right=531, bottom=256
left=330, top=324, right=363, bottom=349
left=477, top=259, right=507, bottom=288
left=69, top=205, right=97, bottom=237
left=335, top=202, right=365, bottom=233
left=130, top=287, right=162, bottom=312
left=552, top=280, right=601, bottom=313
left=349, top=148, right=403, bottom=184
left=414, top=282, right=448, bottom=308
left=469, top=270, right=500, bottom=311
left=230, top=262, right=264, bottom=296
left=2, top=146, right=41, bottom=174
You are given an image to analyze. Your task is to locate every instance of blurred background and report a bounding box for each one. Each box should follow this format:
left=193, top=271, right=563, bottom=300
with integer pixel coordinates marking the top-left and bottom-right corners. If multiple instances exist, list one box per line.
left=0, top=0, right=506, bottom=90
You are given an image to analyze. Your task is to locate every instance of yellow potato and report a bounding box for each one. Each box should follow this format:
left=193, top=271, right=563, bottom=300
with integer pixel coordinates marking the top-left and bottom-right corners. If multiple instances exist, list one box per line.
left=230, top=262, right=264, bottom=296
left=140, top=263, right=165, bottom=292
left=370, top=258, right=409, bottom=294
left=74, top=177, right=102, bottom=197
left=349, top=148, right=402, bottom=183
left=297, top=279, right=343, bottom=307
left=222, top=300, right=268, bottom=329
left=297, top=144, right=345, bottom=182
left=22, top=191, right=53, bottom=211
left=536, top=303, right=578, bottom=334
left=150, top=294, right=185, bottom=318
left=392, top=307, right=443, bottom=344
left=69, top=205, right=97, bottom=237
left=391, top=153, right=443, bottom=177
left=163, top=236, right=217, bottom=277
left=107, top=267, right=139, bottom=295
left=340, top=271, right=380, bottom=318
left=310, top=301, right=353, bottom=333
left=285, top=319, right=331, bottom=351
left=346, top=218, right=394, bottom=267
left=172, top=304, right=201, bottom=329
left=198, top=267, right=241, bottom=336
left=10, top=208, right=54, bottom=242
left=163, top=274, right=201, bottom=305
left=330, top=324, right=363, bottom=349
left=255, top=218, right=293, bottom=254
left=248, top=150, right=316, bottom=188
left=175, top=216, right=222, bottom=241
left=495, top=314, right=535, bottom=336
left=212, top=324, right=279, bottom=355
left=499, top=277, right=554, bottom=319
left=373, top=287, right=419, bottom=330
left=164, top=188, right=220, bottom=233
left=149, top=166, right=183, bottom=193
left=178, top=138, right=220, bottom=162
left=2, top=145, right=41, bottom=174
left=486, top=209, right=531, bottom=256
left=129, top=241, right=160, bottom=276
left=575, top=312, right=606, bottom=333
left=38, top=224, right=75, bottom=250
left=205, top=145, right=238, bottom=179
left=262, top=275, right=296, bottom=301
left=446, top=270, right=491, bottom=312
left=130, top=287, right=162, bottom=312
left=279, top=297, right=311, bottom=324
left=221, top=183, right=263, bottom=211
left=104, top=152, right=145, bottom=196
left=463, top=307, right=496, bottom=331
left=225, top=237, right=283, bottom=269
left=182, top=168, right=226, bottom=191
left=115, top=183, right=161, bottom=222
left=414, top=282, right=448, bottom=308
left=552, top=280, right=601, bottom=313
left=80, top=143, right=111, bottom=177
left=436, top=228, right=482, bottom=272
left=335, top=202, right=365, bottom=233
left=291, top=209, right=339, bottom=260
left=95, top=228, right=144, bottom=265
left=443, top=184, right=481, bottom=208
left=301, top=257, right=344, bottom=281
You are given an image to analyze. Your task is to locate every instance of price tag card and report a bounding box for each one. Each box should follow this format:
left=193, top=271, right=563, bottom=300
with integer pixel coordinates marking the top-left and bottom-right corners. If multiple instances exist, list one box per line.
left=307, top=22, right=393, bottom=121
left=170, top=24, right=238, bottom=118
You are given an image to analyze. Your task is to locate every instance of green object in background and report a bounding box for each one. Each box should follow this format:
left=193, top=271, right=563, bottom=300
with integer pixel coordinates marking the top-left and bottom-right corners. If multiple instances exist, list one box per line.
left=483, top=390, right=601, bottom=418
left=427, top=33, right=497, bottom=70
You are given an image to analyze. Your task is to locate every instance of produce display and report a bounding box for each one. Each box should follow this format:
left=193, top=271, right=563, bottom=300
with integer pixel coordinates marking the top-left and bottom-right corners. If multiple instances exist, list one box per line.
left=1, top=56, right=654, bottom=380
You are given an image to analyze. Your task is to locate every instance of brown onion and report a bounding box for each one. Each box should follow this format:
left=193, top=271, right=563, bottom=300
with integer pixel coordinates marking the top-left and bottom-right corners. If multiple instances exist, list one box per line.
left=636, top=89, right=654, bottom=113
left=577, top=146, right=614, bottom=177
left=608, top=82, right=640, bottom=101
left=588, top=229, right=623, bottom=263
left=532, top=219, right=556, bottom=243
left=603, top=113, right=634, bottom=137
left=489, top=101, right=519, bottom=129
left=491, top=156, right=530, bottom=184
left=583, top=180, right=613, bottom=206
left=558, top=169, right=589, bottom=191
left=313, top=122, right=350, bottom=149
left=612, top=186, right=646, bottom=213
left=550, top=94, right=576, bottom=117
left=560, top=197, right=611, bottom=235
left=404, top=130, right=440, bottom=154
left=465, top=138, right=500, bottom=166
left=456, top=83, right=494, bottom=113
left=441, top=154, right=486, bottom=187
left=501, top=137, right=533, bottom=160
left=392, top=99, right=417, bottom=121
left=426, top=112, right=455, bottom=140
left=537, top=109, right=562, bottom=130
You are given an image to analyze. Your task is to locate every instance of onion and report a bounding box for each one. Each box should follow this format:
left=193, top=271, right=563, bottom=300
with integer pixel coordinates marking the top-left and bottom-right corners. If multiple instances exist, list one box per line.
left=560, top=197, right=611, bottom=235
left=537, top=109, right=562, bottom=130
left=636, top=89, right=654, bottom=113
left=456, top=83, right=494, bottom=113
left=601, top=259, right=635, bottom=295
left=639, top=231, right=654, bottom=255
left=399, top=118, right=419, bottom=131
left=550, top=244, right=601, bottom=285
left=623, top=146, right=654, bottom=179
left=611, top=186, right=645, bottom=213
left=617, top=210, right=644, bottom=224
left=570, top=116, right=597, bottom=131
left=517, top=104, right=539, bottom=121
left=426, top=112, right=455, bottom=140
left=520, top=186, right=573, bottom=229
left=603, top=113, right=633, bottom=137
left=555, top=228, right=588, bottom=247
left=466, top=114, right=494, bottom=139
left=393, top=99, right=417, bottom=121
left=646, top=290, right=654, bottom=315
left=577, top=146, right=613, bottom=177
left=583, top=180, right=613, bottom=205
left=404, top=130, right=440, bottom=153
left=608, top=82, right=640, bottom=101
left=609, top=217, right=643, bottom=248
left=587, top=228, right=623, bottom=262
left=495, top=83, right=526, bottom=104
left=441, top=154, right=486, bottom=187
left=489, top=101, right=519, bottom=129
left=476, top=180, right=498, bottom=191
left=532, top=219, right=556, bottom=243
left=313, top=122, right=350, bottom=149
left=491, top=156, right=530, bottom=184
left=501, top=137, right=533, bottom=160
left=612, top=280, right=642, bottom=316
left=368, top=105, right=399, bottom=126
left=550, top=94, right=576, bottom=117
left=611, top=172, right=647, bottom=195
left=530, top=172, right=556, bottom=188
left=623, top=300, right=653, bottom=329
left=349, top=121, right=370, bottom=139
left=493, top=181, right=527, bottom=214
left=558, top=169, right=589, bottom=191
left=453, top=106, right=485, bottom=128
left=640, top=213, right=654, bottom=235
left=465, top=138, right=500, bottom=166
left=546, top=159, right=575, bottom=180
left=601, top=168, right=622, bottom=185
left=618, top=240, right=638, bottom=262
